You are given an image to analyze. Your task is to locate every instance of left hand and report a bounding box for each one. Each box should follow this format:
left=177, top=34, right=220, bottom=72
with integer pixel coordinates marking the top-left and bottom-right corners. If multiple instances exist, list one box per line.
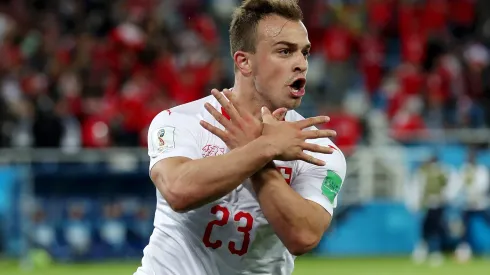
left=200, top=89, right=287, bottom=150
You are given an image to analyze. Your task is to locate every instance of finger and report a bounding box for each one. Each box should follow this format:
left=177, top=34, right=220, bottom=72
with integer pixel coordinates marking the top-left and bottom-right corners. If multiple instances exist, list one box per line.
left=261, top=106, right=275, bottom=123
left=223, top=89, right=244, bottom=115
left=302, top=129, right=337, bottom=139
left=295, top=116, right=330, bottom=129
left=298, top=152, right=326, bottom=166
left=272, top=107, right=288, bottom=121
left=204, top=102, right=237, bottom=131
left=211, top=89, right=241, bottom=122
left=200, top=120, right=229, bottom=141
left=301, top=142, right=335, bottom=154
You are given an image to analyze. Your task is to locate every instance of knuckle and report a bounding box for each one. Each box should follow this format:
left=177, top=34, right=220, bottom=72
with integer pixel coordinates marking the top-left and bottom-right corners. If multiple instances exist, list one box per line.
left=222, top=135, right=231, bottom=142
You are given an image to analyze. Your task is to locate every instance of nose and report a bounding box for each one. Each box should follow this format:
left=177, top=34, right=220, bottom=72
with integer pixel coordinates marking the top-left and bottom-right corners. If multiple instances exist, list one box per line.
left=293, top=54, right=308, bottom=73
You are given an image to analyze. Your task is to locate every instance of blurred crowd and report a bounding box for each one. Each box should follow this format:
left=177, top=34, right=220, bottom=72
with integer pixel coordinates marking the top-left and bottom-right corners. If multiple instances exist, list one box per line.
left=28, top=197, right=154, bottom=260
left=0, top=0, right=489, bottom=153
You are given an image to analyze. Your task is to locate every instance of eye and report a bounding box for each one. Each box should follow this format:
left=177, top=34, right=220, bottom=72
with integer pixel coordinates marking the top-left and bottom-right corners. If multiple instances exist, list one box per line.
left=302, top=50, right=310, bottom=58
left=278, top=49, right=291, bottom=56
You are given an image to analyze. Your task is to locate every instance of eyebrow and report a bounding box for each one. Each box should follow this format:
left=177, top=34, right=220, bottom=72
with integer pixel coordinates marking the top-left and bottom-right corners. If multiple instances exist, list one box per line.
left=273, top=41, right=311, bottom=51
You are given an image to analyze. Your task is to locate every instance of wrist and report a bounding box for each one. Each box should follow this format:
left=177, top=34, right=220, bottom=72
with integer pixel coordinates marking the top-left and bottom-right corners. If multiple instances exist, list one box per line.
left=251, top=165, right=283, bottom=194
left=256, top=136, right=278, bottom=161
left=252, top=161, right=276, bottom=179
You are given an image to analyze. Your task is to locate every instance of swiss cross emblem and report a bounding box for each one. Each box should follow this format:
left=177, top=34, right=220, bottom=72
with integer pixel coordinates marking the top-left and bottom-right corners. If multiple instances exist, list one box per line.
left=276, top=166, right=292, bottom=185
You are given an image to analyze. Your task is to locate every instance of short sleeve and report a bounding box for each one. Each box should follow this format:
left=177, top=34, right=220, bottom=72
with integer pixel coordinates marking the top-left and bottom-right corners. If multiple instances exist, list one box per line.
left=147, top=111, right=201, bottom=172
left=291, top=140, right=347, bottom=216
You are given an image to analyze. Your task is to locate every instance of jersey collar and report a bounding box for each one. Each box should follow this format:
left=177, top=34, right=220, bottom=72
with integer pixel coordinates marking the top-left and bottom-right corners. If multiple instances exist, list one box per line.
left=218, top=88, right=286, bottom=121
left=220, top=107, right=286, bottom=121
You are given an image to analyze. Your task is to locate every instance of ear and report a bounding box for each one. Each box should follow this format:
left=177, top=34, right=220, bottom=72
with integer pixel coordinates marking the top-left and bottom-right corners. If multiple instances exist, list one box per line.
left=234, top=51, right=252, bottom=76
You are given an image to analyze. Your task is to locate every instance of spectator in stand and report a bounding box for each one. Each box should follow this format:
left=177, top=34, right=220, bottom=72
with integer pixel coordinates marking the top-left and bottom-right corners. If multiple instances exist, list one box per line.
left=29, top=208, right=57, bottom=254
left=322, top=17, right=356, bottom=106
left=366, top=0, right=395, bottom=33
left=128, top=204, right=153, bottom=250
left=391, top=95, right=427, bottom=144
left=98, top=201, right=128, bottom=257
left=449, top=0, right=477, bottom=41
left=62, top=203, right=92, bottom=260
left=359, top=26, right=385, bottom=96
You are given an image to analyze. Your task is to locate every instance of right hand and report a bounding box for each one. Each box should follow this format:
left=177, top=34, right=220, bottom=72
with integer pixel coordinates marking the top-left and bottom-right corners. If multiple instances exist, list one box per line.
left=261, top=107, right=337, bottom=166
left=200, top=89, right=288, bottom=150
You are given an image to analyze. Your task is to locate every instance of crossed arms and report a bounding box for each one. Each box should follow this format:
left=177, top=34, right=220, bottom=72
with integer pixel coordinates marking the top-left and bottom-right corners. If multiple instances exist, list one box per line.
left=149, top=89, right=345, bottom=255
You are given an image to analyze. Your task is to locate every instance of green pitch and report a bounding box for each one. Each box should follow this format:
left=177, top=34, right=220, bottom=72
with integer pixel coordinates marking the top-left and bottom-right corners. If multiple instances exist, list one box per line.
left=0, top=256, right=489, bottom=275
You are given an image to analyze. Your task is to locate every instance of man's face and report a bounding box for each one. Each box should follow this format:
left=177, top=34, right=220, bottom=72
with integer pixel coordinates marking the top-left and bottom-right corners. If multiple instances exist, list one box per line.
left=249, top=15, right=310, bottom=110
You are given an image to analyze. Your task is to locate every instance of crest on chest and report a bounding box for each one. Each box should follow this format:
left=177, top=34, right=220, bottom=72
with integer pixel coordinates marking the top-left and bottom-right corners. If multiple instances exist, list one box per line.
left=201, top=144, right=226, bottom=158
left=276, top=166, right=293, bottom=185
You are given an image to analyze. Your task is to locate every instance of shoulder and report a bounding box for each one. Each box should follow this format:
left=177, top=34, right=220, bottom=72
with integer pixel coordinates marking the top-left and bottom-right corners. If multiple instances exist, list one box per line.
left=307, top=141, right=347, bottom=179
left=149, top=95, right=215, bottom=129
left=289, top=110, right=347, bottom=178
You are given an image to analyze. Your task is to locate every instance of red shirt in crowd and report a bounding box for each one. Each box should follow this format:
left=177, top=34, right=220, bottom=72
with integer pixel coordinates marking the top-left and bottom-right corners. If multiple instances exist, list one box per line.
left=324, top=111, right=361, bottom=156
left=391, top=111, right=427, bottom=142
left=449, top=0, right=476, bottom=26
left=359, top=31, right=385, bottom=94
left=367, top=0, right=394, bottom=31
left=423, top=0, right=448, bottom=34
left=323, top=24, right=355, bottom=62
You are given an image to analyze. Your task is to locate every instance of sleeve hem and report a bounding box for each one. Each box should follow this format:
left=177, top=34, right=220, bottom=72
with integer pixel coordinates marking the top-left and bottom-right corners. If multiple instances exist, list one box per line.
left=302, top=194, right=334, bottom=216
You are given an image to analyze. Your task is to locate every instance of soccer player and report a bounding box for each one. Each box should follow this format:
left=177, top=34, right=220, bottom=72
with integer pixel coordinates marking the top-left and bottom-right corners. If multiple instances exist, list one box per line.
left=453, top=148, right=490, bottom=262
left=408, top=155, right=449, bottom=266
left=134, top=0, right=347, bottom=274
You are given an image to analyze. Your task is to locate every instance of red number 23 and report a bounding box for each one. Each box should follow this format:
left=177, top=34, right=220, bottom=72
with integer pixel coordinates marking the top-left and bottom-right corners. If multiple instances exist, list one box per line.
left=202, top=205, right=253, bottom=256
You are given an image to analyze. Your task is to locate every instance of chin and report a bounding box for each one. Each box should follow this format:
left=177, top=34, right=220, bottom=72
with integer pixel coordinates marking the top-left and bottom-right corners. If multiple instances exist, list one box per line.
left=279, top=98, right=301, bottom=110
left=289, top=97, right=302, bottom=109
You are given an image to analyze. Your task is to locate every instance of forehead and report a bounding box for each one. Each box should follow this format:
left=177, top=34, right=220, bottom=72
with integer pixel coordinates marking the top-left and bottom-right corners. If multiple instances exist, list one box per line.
left=256, top=15, right=309, bottom=47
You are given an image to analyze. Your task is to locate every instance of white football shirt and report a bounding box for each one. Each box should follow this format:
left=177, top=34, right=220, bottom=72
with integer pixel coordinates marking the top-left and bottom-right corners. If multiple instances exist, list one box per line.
left=134, top=95, right=346, bottom=275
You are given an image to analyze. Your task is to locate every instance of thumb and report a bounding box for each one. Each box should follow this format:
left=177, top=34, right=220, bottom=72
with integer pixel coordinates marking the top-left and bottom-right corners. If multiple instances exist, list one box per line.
left=261, top=106, right=274, bottom=122
left=272, top=107, right=287, bottom=121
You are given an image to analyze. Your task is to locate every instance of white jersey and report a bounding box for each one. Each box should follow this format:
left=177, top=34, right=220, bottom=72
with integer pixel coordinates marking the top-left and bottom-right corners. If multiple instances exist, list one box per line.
left=135, top=95, right=347, bottom=275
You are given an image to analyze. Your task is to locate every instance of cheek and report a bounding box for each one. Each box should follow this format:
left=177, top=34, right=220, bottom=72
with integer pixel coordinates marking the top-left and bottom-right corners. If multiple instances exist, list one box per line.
left=255, top=56, right=286, bottom=86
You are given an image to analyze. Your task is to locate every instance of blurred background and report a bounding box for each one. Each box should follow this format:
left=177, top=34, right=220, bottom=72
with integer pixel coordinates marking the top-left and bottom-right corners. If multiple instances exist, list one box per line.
left=0, top=0, right=490, bottom=274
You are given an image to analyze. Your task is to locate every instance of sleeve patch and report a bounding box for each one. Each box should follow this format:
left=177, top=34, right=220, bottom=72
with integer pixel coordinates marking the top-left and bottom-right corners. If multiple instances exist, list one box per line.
left=322, top=170, right=342, bottom=203
left=151, top=126, right=176, bottom=153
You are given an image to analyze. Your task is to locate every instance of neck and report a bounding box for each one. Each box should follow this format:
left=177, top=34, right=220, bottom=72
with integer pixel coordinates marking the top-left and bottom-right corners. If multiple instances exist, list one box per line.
left=231, top=76, right=267, bottom=120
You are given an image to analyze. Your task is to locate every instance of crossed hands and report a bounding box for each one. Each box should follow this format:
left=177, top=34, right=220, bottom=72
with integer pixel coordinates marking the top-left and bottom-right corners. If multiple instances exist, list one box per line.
left=199, top=89, right=337, bottom=166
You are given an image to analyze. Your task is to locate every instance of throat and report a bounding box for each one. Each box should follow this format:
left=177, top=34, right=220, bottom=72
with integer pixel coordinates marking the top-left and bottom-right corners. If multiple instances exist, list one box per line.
left=230, top=89, right=267, bottom=119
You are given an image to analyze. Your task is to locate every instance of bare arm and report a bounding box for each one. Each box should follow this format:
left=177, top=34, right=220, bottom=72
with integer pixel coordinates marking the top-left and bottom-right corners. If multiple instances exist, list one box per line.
left=151, top=136, right=275, bottom=212
left=251, top=162, right=331, bottom=256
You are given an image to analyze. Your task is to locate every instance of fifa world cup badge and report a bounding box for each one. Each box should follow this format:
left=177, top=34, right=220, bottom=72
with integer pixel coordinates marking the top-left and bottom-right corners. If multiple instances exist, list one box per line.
left=152, top=126, right=176, bottom=153
left=321, top=170, right=342, bottom=203
left=158, top=129, right=166, bottom=146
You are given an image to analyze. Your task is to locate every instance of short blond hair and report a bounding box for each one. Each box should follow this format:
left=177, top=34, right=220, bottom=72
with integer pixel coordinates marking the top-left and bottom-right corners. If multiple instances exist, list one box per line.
left=229, top=0, right=303, bottom=57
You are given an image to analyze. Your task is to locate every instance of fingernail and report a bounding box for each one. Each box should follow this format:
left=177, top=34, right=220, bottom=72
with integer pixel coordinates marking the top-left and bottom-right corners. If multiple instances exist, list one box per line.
left=261, top=107, right=266, bottom=114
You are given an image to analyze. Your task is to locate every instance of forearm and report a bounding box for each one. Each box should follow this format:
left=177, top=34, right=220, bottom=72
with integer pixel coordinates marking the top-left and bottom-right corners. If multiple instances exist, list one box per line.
left=251, top=163, right=331, bottom=255
left=159, top=137, right=276, bottom=212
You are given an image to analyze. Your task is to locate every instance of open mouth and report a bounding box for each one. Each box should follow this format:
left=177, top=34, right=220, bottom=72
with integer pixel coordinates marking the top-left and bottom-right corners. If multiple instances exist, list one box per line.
left=289, top=78, right=306, bottom=97
left=290, top=78, right=306, bottom=90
